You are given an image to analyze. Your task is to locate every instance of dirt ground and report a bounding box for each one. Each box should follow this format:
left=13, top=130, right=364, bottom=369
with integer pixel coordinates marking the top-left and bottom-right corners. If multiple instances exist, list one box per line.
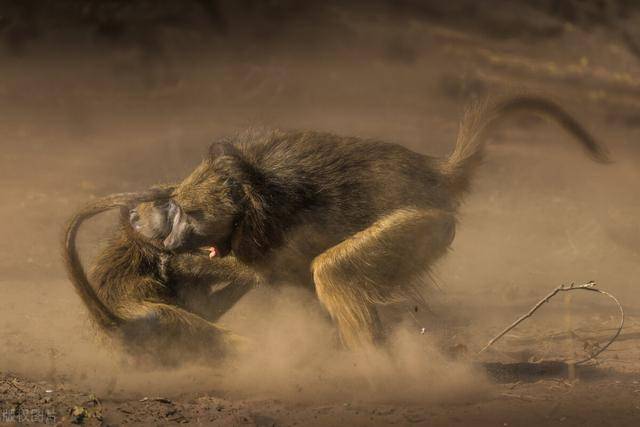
left=1, top=2, right=640, bottom=426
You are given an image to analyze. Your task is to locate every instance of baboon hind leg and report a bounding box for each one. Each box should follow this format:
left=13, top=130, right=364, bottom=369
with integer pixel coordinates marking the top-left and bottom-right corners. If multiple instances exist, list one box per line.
left=312, top=208, right=455, bottom=349
left=177, top=279, right=254, bottom=323
left=121, top=300, right=246, bottom=363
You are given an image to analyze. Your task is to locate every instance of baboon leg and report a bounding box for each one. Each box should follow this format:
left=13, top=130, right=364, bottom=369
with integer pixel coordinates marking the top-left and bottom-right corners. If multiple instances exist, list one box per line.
left=312, top=208, right=455, bottom=349
left=121, top=301, right=245, bottom=362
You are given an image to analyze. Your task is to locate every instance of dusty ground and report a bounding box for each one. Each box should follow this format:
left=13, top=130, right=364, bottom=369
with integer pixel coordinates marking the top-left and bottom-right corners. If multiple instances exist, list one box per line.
left=1, top=3, right=640, bottom=425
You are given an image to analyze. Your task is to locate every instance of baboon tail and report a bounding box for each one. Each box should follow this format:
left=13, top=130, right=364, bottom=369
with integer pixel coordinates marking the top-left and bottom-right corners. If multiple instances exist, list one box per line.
left=62, top=188, right=173, bottom=331
left=441, top=96, right=611, bottom=195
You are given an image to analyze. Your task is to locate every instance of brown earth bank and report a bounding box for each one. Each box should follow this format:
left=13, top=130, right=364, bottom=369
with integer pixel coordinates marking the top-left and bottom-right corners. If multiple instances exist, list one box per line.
left=1, top=2, right=640, bottom=426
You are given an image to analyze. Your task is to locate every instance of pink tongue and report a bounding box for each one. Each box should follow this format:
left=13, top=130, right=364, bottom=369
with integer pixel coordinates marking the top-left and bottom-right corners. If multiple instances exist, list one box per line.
left=208, top=246, right=218, bottom=259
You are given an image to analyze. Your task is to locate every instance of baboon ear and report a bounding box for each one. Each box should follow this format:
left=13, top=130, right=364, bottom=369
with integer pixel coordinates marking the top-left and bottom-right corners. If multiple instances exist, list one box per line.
left=163, top=200, right=190, bottom=251
left=229, top=191, right=272, bottom=263
left=209, top=139, right=240, bottom=159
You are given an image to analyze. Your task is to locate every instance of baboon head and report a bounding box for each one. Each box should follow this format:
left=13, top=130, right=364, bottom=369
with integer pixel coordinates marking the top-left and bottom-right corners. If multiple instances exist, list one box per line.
left=161, top=141, right=247, bottom=258
left=128, top=199, right=177, bottom=242
left=161, top=140, right=279, bottom=262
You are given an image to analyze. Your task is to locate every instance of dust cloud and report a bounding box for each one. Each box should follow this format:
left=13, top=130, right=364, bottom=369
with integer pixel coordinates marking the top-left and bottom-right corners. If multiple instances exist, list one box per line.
left=0, top=280, right=487, bottom=403
left=217, top=287, right=487, bottom=403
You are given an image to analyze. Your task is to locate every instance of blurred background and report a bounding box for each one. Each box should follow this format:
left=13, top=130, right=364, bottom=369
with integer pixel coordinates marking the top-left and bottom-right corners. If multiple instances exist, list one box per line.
left=0, top=0, right=639, bottom=393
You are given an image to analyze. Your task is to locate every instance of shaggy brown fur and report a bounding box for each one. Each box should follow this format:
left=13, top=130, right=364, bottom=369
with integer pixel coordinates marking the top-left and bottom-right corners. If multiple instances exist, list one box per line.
left=63, top=188, right=256, bottom=365
left=161, top=96, right=610, bottom=349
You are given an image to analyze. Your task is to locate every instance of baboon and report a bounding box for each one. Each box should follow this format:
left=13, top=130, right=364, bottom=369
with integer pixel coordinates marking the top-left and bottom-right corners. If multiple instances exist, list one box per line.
left=63, top=188, right=257, bottom=364
left=157, top=96, right=610, bottom=349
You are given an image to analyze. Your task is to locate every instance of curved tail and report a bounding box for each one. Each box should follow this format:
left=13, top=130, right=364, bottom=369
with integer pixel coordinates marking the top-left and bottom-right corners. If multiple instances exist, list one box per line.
left=62, top=187, right=174, bottom=331
left=441, top=96, right=611, bottom=194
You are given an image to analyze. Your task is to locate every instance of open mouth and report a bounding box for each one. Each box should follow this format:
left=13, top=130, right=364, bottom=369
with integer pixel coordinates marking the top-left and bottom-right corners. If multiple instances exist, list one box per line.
left=198, top=245, right=219, bottom=259
left=207, top=246, right=219, bottom=259
left=195, top=236, right=231, bottom=259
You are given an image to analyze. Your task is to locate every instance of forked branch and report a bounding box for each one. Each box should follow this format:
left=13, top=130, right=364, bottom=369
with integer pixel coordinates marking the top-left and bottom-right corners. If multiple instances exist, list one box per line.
left=477, top=281, right=624, bottom=365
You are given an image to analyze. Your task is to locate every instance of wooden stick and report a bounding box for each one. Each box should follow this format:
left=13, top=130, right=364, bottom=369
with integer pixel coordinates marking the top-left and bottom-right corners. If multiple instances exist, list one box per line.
left=477, top=281, right=624, bottom=365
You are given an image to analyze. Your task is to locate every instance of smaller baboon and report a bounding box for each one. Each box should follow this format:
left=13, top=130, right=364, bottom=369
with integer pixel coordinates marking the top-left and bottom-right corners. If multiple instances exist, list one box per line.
left=158, top=96, right=610, bottom=349
left=63, top=188, right=257, bottom=364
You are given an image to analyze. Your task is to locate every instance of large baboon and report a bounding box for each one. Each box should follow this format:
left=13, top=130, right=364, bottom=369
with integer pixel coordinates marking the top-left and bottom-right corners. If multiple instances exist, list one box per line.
left=63, top=188, right=257, bottom=364
left=156, top=96, right=610, bottom=349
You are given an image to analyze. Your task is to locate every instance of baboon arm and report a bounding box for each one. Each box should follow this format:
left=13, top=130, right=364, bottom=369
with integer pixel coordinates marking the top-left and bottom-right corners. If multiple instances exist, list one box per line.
left=312, top=208, right=455, bottom=348
left=170, top=255, right=258, bottom=322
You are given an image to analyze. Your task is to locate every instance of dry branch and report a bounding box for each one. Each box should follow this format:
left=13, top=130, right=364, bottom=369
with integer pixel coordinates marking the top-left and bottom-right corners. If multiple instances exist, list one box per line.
left=477, top=281, right=624, bottom=365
